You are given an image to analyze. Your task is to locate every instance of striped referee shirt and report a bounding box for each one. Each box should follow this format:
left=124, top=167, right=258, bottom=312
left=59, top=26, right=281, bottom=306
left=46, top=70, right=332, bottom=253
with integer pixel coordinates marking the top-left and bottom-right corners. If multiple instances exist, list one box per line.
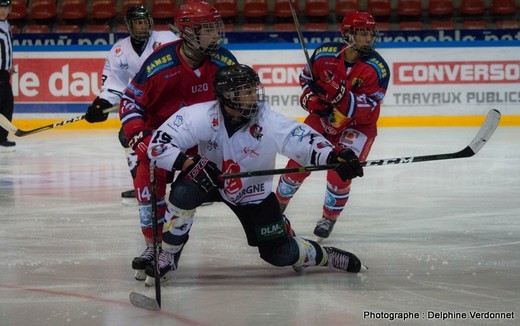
left=0, top=20, right=12, bottom=71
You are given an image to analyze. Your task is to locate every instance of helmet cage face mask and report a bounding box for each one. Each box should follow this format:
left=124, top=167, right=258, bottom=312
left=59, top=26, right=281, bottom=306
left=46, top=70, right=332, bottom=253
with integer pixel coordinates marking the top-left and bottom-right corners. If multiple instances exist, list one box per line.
left=223, top=83, right=265, bottom=119
left=125, top=7, right=153, bottom=42
left=175, top=1, right=225, bottom=56
left=214, top=64, right=265, bottom=120
left=180, top=20, right=225, bottom=55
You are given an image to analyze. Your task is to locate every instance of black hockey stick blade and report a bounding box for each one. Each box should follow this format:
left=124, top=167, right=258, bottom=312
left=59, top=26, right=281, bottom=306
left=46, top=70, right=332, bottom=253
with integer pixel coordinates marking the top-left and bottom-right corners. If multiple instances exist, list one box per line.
left=129, top=292, right=160, bottom=311
left=0, top=106, right=118, bottom=137
left=222, top=109, right=501, bottom=179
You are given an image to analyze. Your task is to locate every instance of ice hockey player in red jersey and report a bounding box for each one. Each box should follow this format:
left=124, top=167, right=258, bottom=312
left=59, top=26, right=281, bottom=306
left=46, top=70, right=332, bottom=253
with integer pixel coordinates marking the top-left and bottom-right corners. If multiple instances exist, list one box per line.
left=119, top=0, right=238, bottom=281
left=146, top=64, right=364, bottom=285
left=275, top=12, right=391, bottom=240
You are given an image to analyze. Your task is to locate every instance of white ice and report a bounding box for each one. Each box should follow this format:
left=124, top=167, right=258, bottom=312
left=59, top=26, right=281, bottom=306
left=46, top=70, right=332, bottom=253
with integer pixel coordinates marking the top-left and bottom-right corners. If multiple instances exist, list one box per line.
left=0, top=124, right=518, bottom=326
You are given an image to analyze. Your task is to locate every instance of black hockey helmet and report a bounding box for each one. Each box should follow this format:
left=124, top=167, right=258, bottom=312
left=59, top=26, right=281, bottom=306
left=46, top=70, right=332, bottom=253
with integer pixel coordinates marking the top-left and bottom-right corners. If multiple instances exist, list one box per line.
left=0, top=0, right=11, bottom=7
left=124, top=5, right=153, bottom=42
left=214, top=64, right=265, bottom=120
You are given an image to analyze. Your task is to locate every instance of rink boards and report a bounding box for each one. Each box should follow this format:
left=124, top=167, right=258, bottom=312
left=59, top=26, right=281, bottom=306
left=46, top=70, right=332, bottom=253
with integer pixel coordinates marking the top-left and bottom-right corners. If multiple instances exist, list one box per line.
left=11, top=41, right=520, bottom=128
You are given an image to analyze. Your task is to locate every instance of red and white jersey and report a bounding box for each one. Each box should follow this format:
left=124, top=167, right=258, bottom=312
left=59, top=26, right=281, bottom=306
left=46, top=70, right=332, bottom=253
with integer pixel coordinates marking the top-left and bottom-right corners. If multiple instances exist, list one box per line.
left=99, top=31, right=179, bottom=105
left=148, top=100, right=335, bottom=205
left=303, top=42, right=390, bottom=135
left=120, top=40, right=238, bottom=139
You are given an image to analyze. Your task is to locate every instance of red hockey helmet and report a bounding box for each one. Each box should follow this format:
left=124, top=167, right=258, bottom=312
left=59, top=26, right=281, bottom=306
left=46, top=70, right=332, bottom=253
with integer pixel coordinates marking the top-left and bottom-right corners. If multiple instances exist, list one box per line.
left=174, top=0, right=225, bottom=56
left=340, top=12, right=379, bottom=57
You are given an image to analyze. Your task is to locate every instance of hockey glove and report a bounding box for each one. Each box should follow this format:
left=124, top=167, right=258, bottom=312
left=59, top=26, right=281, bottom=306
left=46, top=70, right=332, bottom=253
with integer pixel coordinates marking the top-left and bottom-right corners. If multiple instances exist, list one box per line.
left=85, top=97, right=112, bottom=123
left=300, top=89, right=333, bottom=117
left=308, top=70, right=347, bottom=106
left=327, top=147, right=364, bottom=181
left=128, top=130, right=153, bottom=162
left=184, top=155, right=223, bottom=193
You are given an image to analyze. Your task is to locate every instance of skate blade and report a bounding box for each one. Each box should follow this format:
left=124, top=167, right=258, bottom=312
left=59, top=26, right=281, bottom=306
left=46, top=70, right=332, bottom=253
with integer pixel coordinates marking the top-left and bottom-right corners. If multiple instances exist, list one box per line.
left=315, top=236, right=324, bottom=243
left=122, top=198, right=138, bottom=206
left=292, top=265, right=307, bottom=273
left=134, top=270, right=146, bottom=281
left=144, top=272, right=175, bottom=287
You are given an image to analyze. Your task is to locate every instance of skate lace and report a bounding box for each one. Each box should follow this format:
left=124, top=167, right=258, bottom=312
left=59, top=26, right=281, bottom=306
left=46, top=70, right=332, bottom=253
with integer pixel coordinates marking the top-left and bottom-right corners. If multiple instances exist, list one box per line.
left=316, top=218, right=334, bottom=231
left=158, top=251, right=175, bottom=269
left=138, top=246, right=155, bottom=260
left=326, top=248, right=350, bottom=270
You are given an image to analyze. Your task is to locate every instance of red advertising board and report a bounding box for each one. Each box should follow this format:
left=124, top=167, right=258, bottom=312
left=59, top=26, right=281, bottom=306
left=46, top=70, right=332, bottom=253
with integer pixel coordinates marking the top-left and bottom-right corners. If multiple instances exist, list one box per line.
left=12, top=58, right=104, bottom=103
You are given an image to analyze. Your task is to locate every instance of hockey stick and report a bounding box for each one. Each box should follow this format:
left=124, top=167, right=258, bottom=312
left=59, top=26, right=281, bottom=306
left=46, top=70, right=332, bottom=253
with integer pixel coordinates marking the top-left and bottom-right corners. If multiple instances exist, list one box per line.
left=222, top=109, right=501, bottom=179
left=129, top=164, right=161, bottom=311
left=0, top=106, right=118, bottom=137
left=287, top=0, right=314, bottom=79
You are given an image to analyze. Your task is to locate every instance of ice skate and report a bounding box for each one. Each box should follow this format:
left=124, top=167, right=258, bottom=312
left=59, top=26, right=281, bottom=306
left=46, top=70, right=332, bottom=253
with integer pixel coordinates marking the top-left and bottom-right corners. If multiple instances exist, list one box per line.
left=0, top=139, right=16, bottom=152
left=313, top=217, right=336, bottom=242
left=324, top=246, right=361, bottom=273
left=144, top=250, right=177, bottom=286
left=132, top=245, right=156, bottom=280
left=121, top=189, right=138, bottom=206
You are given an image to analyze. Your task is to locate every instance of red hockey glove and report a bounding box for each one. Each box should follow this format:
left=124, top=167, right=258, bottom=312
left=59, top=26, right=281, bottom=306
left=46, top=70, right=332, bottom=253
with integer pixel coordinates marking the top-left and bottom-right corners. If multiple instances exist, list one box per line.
left=300, top=89, right=333, bottom=117
left=327, top=146, right=364, bottom=181
left=184, top=155, right=223, bottom=193
left=128, top=130, right=153, bottom=162
left=308, top=70, right=347, bottom=105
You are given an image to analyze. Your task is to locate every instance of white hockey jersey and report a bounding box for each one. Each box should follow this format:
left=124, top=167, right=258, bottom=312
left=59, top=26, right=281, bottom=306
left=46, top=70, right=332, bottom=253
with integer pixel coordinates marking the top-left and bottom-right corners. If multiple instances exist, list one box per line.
left=149, top=100, right=336, bottom=205
left=99, top=30, right=179, bottom=105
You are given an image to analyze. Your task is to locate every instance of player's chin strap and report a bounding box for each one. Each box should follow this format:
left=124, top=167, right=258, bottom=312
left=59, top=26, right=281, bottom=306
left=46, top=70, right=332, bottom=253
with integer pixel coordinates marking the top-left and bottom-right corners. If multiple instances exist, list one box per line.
left=181, top=41, right=207, bottom=63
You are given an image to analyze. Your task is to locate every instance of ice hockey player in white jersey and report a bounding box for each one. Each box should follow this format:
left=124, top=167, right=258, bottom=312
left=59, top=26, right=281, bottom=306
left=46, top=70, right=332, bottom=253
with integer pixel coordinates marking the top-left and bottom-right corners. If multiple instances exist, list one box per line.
left=145, top=64, right=365, bottom=285
left=84, top=5, right=179, bottom=203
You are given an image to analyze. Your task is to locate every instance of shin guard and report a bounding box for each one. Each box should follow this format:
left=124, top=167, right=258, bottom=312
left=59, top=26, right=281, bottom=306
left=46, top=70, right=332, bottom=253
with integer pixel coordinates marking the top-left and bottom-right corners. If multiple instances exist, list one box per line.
left=292, top=236, right=327, bottom=271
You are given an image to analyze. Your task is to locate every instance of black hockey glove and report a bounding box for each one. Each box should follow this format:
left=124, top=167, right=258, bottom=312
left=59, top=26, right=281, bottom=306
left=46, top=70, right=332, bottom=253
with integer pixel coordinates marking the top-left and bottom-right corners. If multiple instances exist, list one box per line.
left=85, top=97, right=112, bottom=123
left=184, top=155, right=223, bottom=193
left=327, top=147, right=364, bottom=181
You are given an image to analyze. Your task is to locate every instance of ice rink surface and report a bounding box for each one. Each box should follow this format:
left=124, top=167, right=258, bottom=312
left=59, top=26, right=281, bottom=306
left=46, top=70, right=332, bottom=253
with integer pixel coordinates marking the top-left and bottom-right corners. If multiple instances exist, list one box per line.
left=0, top=123, right=519, bottom=326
